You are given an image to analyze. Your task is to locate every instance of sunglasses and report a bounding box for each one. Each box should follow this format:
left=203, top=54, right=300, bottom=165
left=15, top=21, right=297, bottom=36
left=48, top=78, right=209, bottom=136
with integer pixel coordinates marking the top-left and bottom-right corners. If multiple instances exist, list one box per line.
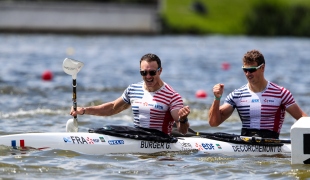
left=242, top=63, right=264, bottom=73
left=140, top=68, right=161, bottom=76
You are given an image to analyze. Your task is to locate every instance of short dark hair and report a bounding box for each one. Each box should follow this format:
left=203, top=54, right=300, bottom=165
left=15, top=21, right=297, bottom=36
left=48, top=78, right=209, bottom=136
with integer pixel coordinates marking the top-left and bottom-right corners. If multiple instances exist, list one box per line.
left=243, top=50, right=265, bottom=66
left=140, top=53, right=161, bottom=69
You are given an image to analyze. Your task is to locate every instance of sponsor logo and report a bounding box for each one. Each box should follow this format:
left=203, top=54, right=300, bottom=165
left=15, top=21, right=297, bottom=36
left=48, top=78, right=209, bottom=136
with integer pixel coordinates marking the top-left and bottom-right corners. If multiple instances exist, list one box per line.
left=86, top=137, right=98, bottom=144
left=108, top=140, right=124, bottom=145
left=154, top=104, right=164, bottom=110
left=63, top=66, right=77, bottom=71
left=232, top=145, right=282, bottom=153
left=63, top=137, right=72, bottom=143
left=63, top=136, right=101, bottom=144
left=99, top=137, right=106, bottom=142
left=252, top=99, right=259, bottom=103
left=181, top=142, right=193, bottom=150
left=140, top=141, right=171, bottom=149
left=132, top=101, right=142, bottom=105
left=201, top=143, right=215, bottom=150
left=264, top=99, right=274, bottom=103
left=195, top=143, right=204, bottom=151
left=195, top=143, right=216, bottom=151
left=216, top=144, right=222, bottom=149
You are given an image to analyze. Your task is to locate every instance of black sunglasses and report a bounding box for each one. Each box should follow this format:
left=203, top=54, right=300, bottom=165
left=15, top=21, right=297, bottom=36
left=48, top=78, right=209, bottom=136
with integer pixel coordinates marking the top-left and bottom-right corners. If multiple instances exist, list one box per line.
left=242, top=63, right=264, bottom=73
left=140, top=68, right=161, bottom=76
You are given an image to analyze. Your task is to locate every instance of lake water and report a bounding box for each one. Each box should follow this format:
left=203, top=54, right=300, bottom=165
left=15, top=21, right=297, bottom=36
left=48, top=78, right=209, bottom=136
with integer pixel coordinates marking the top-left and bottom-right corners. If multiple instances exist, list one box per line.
left=1, top=34, right=310, bottom=179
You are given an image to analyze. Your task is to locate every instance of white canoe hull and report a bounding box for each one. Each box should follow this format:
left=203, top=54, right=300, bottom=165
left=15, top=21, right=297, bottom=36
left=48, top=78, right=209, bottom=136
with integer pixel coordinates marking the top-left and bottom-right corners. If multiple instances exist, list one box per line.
left=0, top=132, right=291, bottom=156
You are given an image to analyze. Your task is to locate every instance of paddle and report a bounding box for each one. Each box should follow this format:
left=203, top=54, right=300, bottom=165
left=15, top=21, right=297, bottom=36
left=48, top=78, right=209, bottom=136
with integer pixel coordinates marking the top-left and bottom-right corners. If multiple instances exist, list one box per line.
left=62, top=58, right=84, bottom=132
left=185, top=128, right=291, bottom=144
left=239, top=136, right=291, bottom=144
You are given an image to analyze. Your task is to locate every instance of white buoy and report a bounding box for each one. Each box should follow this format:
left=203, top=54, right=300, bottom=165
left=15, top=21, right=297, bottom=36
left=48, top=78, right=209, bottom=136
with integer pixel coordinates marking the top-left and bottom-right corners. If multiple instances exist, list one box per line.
left=291, top=117, right=310, bottom=164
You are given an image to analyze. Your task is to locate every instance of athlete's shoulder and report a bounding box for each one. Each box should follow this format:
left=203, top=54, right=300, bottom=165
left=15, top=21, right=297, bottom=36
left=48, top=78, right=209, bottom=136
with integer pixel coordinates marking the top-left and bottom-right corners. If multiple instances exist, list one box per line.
left=124, top=81, right=144, bottom=94
left=231, top=84, right=249, bottom=93
left=130, top=81, right=144, bottom=86
left=268, top=81, right=291, bottom=92
left=127, top=81, right=143, bottom=88
left=268, top=81, right=284, bottom=89
left=163, top=82, right=178, bottom=92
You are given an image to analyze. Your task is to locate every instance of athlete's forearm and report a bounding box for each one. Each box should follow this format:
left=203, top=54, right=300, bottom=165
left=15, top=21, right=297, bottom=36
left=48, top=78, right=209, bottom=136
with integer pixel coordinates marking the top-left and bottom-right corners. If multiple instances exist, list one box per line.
left=208, top=100, right=222, bottom=127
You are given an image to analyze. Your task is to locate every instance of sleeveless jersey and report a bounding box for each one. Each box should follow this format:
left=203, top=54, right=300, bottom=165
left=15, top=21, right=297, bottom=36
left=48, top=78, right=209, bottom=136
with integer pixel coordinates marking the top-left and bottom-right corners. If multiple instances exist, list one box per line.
left=122, top=81, right=184, bottom=134
left=225, top=81, right=295, bottom=133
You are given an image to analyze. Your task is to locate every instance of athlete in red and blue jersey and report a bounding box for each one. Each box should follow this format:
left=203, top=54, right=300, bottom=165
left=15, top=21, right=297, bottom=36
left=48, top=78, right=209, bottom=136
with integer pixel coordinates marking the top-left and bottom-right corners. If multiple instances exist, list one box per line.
left=122, top=81, right=184, bottom=134
left=226, top=82, right=295, bottom=135
left=208, top=50, right=307, bottom=138
left=70, top=53, right=190, bottom=135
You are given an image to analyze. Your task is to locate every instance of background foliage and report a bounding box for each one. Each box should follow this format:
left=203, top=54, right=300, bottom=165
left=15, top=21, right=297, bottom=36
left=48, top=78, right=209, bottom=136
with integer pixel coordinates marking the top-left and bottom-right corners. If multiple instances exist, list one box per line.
left=160, top=0, right=310, bottom=36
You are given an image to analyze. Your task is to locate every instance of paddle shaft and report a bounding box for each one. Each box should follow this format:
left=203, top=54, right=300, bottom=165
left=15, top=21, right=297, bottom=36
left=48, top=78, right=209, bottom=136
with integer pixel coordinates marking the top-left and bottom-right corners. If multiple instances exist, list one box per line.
left=72, top=78, right=77, bottom=120
left=240, top=136, right=291, bottom=144
left=187, top=127, right=291, bottom=144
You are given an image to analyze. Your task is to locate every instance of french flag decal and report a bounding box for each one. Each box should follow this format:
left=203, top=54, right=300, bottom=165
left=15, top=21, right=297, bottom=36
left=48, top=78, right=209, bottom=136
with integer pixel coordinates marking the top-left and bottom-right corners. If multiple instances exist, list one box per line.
left=11, top=140, right=25, bottom=149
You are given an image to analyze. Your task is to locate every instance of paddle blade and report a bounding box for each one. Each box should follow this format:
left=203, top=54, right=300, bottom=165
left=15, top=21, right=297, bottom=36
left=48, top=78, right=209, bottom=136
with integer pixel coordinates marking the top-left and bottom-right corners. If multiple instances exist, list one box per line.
left=63, top=58, right=84, bottom=79
left=66, top=118, right=79, bottom=132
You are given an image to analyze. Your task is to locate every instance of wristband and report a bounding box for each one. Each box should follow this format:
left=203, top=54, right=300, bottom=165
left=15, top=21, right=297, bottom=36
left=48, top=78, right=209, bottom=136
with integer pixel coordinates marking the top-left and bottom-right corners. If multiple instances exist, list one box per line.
left=178, top=118, right=188, bottom=124
left=81, top=107, right=86, bottom=115
left=214, top=96, right=221, bottom=101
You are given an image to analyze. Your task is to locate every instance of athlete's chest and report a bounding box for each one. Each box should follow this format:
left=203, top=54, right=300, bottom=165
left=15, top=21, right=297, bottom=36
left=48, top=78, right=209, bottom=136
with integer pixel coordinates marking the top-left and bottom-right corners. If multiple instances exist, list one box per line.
left=131, top=92, right=169, bottom=111
left=236, top=93, right=282, bottom=106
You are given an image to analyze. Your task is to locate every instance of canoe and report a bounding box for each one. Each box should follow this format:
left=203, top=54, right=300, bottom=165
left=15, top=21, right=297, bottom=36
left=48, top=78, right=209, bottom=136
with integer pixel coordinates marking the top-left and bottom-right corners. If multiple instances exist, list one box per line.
left=0, top=131, right=291, bottom=156
left=4, top=117, right=310, bottom=165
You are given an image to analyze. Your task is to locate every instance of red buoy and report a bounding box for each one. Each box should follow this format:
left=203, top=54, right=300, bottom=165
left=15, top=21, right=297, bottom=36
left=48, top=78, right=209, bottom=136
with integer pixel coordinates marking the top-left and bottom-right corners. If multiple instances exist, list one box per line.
left=196, top=90, right=207, bottom=98
left=222, top=62, right=231, bottom=71
left=42, top=70, right=53, bottom=81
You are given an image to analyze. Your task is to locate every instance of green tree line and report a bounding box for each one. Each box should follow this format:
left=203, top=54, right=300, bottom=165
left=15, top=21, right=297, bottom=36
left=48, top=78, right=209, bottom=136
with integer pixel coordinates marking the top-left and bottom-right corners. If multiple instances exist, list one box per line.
left=161, top=0, right=310, bottom=37
left=245, top=1, right=310, bottom=36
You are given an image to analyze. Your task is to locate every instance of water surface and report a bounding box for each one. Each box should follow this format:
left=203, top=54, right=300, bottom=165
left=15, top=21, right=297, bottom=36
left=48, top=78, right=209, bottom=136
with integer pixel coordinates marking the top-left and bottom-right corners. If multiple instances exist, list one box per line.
left=1, top=34, right=310, bottom=179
